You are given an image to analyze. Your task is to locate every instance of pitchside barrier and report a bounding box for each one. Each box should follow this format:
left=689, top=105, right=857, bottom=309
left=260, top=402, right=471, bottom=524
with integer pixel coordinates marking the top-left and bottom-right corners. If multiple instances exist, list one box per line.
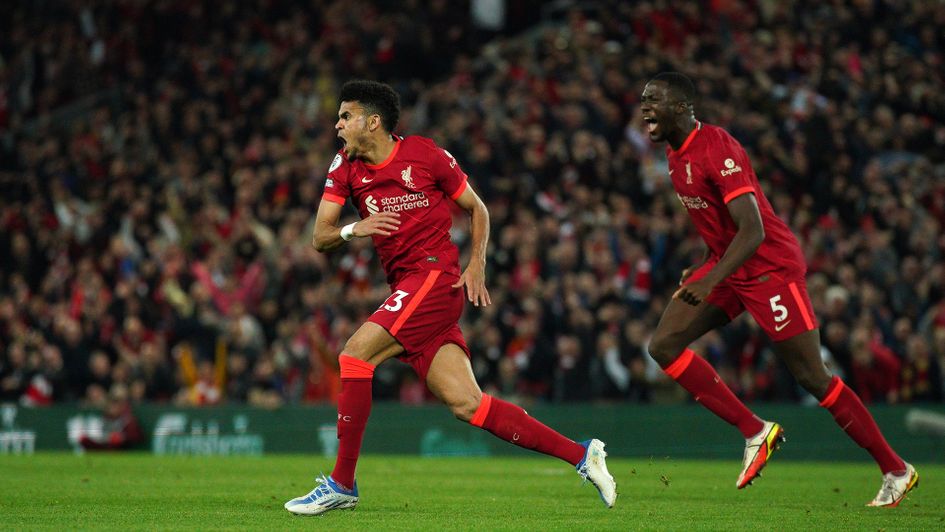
left=1, top=402, right=943, bottom=461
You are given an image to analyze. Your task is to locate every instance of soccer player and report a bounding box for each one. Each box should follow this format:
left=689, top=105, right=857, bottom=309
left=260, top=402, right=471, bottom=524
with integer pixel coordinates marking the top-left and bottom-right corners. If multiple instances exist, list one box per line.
left=283, top=80, right=616, bottom=515
left=640, top=72, right=918, bottom=507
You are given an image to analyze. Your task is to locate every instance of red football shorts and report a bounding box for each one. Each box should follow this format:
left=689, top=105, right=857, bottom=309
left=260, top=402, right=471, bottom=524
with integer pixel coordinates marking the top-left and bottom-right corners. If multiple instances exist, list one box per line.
left=368, top=269, right=469, bottom=379
left=688, top=261, right=818, bottom=341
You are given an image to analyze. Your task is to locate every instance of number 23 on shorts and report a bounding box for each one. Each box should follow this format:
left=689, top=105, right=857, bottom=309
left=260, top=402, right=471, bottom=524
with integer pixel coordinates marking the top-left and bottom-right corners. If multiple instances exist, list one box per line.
left=383, top=290, right=409, bottom=312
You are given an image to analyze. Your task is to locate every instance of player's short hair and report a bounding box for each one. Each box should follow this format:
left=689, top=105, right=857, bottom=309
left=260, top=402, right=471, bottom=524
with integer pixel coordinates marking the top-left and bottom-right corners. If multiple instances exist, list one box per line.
left=339, top=80, right=401, bottom=132
left=651, top=72, right=696, bottom=105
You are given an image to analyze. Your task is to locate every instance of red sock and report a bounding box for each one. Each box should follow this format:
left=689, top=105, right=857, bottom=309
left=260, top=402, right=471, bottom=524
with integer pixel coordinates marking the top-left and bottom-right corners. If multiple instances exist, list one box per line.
left=469, top=394, right=586, bottom=466
left=820, top=376, right=905, bottom=474
left=331, top=355, right=375, bottom=489
left=664, top=349, right=764, bottom=438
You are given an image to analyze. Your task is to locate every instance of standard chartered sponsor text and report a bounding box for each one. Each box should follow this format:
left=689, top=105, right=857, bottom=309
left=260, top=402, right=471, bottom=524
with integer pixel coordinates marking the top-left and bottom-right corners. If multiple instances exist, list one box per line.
left=381, top=192, right=429, bottom=212
left=676, top=193, right=709, bottom=209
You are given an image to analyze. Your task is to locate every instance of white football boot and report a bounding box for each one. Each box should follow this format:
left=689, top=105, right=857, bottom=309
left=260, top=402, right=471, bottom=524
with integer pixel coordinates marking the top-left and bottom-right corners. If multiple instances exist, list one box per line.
left=867, top=462, right=918, bottom=508
left=576, top=439, right=617, bottom=508
left=284, top=474, right=359, bottom=516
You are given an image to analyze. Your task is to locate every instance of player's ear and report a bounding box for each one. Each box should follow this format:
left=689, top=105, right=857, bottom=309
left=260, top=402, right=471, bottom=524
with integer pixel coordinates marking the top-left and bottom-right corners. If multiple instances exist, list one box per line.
left=368, top=114, right=381, bottom=132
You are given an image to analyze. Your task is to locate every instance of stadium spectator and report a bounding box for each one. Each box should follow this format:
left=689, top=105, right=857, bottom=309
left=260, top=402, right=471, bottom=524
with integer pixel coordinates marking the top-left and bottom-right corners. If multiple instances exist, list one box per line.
left=78, top=388, right=144, bottom=451
left=0, top=0, right=943, bottom=410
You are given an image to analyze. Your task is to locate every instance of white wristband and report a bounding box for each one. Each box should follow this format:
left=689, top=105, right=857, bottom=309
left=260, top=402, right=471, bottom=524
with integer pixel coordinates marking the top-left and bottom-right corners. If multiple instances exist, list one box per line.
left=340, top=223, right=356, bottom=241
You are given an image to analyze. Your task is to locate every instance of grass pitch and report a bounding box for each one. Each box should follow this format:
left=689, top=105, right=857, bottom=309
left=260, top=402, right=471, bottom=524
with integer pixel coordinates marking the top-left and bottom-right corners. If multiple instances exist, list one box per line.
left=1, top=453, right=940, bottom=530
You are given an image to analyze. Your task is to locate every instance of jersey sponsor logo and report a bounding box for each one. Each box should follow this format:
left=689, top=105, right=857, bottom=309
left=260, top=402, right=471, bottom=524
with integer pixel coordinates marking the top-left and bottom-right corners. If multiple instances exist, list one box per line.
left=774, top=320, right=792, bottom=332
left=366, top=195, right=379, bottom=215
left=686, top=161, right=693, bottom=184
left=720, top=158, right=743, bottom=176
left=401, top=165, right=416, bottom=189
left=676, top=193, right=709, bottom=209
left=328, top=153, right=342, bottom=173
left=380, top=191, right=429, bottom=212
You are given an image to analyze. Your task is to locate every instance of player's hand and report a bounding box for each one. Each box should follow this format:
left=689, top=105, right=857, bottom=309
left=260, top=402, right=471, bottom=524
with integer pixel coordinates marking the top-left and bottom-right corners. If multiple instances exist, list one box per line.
left=353, top=212, right=400, bottom=237
left=673, top=277, right=715, bottom=306
left=453, top=263, right=491, bottom=307
left=679, top=264, right=699, bottom=286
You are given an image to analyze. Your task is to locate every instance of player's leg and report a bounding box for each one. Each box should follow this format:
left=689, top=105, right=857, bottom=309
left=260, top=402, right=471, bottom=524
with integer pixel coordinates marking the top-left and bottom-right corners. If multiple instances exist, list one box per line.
left=284, top=322, right=403, bottom=516
left=772, top=329, right=917, bottom=506
left=649, top=295, right=767, bottom=439
left=651, top=294, right=782, bottom=488
left=331, top=322, right=404, bottom=488
left=426, top=343, right=584, bottom=462
left=751, top=276, right=916, bottom=505
left=425, top=343, right=616, bottom=508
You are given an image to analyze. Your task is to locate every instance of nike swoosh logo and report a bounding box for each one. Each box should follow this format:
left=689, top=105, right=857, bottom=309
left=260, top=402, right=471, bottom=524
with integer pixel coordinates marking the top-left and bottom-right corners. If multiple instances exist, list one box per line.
left=361, top=176, right=373, bottom=183
left=668, top=169, right=674, bottom=175
left=774, top=320, right=792, bottom=332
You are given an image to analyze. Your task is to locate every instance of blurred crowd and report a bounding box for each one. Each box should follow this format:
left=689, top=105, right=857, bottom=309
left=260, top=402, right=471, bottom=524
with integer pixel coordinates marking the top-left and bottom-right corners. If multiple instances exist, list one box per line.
left=1, top=0, right=944, bottom=409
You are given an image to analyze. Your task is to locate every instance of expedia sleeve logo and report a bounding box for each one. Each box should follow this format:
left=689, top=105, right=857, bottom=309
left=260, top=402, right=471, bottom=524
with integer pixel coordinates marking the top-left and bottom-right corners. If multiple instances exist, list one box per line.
left=720, top=158, right=743, bottom=176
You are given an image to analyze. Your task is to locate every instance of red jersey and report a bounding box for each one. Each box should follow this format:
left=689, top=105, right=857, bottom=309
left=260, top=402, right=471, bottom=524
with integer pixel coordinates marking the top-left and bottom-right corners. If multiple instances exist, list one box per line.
left=321, top=135, right=469, bottom=285
left=667, top=122, right=806, bottom=282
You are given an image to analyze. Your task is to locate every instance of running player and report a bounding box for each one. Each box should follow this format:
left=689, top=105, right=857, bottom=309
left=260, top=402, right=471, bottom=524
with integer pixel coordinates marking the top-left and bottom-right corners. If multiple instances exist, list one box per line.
left=640, top=72, right=918, bottom=507
left=284, top=80, right=616, bottom=515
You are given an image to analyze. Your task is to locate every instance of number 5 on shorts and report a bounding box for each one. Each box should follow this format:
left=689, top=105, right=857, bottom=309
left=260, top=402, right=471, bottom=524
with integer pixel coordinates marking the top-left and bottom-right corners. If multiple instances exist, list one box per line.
left=769, top=294, right=788, bottom=322
left=383, top=290, right=409, bottom=312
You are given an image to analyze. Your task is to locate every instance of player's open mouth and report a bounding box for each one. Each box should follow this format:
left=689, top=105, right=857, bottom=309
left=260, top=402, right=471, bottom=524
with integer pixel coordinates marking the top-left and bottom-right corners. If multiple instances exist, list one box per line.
left=643, top=117, right=658, bottom=134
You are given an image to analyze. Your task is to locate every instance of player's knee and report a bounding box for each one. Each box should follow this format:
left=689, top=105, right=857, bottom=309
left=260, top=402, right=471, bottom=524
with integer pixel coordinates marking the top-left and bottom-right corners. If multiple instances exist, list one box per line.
left=648, top=333, right=682, bottom=367
left=340, top=339, right=371, bottom=361
left=795, top=370, right=831, bottom=398
left=449, top=392, right=482, bottom=422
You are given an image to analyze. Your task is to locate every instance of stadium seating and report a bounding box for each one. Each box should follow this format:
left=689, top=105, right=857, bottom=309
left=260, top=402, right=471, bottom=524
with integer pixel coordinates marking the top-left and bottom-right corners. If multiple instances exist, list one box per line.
left=1, top=0, right=943, bottom=406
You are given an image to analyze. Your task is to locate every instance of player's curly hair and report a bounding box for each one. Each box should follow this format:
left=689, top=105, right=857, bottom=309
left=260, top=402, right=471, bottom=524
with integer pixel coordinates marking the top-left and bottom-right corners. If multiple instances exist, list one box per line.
left=651, top=72, right=696, bottom=106
left=339, top=80, right=401, bottom=133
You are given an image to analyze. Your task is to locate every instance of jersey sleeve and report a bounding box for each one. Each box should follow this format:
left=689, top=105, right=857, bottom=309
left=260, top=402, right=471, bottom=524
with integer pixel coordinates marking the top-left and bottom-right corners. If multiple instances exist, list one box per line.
left=427, top=140, right=469, bottom=200
left=706, top=135, right=756, bottom=204
left=321, top=152, right=350, bottom=205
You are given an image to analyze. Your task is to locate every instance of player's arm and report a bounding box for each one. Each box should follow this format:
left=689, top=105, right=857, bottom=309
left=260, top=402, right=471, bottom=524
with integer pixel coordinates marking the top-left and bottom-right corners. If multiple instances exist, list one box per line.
left=311, top=199, right=400, bottom=253
left=451, top=184, right=491, bottom=307
left=674, top=193, right=764, bottom=305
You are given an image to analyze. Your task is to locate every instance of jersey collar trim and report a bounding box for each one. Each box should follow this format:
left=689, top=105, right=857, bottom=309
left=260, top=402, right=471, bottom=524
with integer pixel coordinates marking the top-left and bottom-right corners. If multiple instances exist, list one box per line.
left=673, top=121, right=701, bottom=156
left=365, top=135, right=401, bottom=170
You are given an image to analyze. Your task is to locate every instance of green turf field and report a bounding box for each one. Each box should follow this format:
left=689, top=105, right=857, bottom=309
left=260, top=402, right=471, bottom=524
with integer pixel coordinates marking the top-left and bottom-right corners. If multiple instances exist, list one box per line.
left=1, top=453, right=939, bottom=530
